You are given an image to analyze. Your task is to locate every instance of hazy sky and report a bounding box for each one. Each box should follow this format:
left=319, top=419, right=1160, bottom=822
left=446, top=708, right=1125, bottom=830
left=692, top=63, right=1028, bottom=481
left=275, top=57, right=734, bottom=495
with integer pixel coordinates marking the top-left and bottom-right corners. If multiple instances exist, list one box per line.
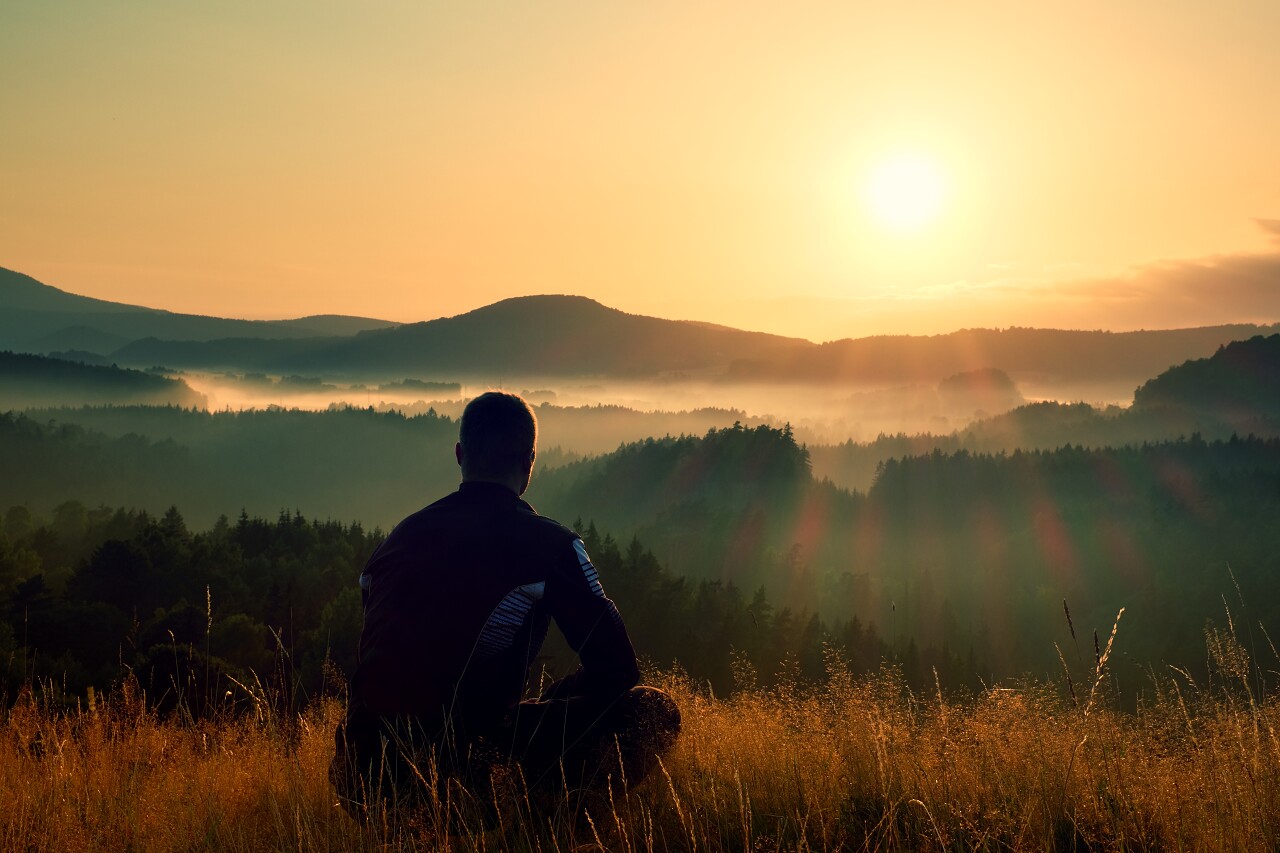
left=3, top=1, right=1278, bottom=340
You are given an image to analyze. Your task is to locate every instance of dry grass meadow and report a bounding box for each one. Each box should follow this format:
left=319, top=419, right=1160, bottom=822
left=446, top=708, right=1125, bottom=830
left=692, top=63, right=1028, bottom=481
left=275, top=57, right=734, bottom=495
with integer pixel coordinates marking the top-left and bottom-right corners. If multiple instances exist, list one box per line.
left=3, top=626, right=1279, bottom=852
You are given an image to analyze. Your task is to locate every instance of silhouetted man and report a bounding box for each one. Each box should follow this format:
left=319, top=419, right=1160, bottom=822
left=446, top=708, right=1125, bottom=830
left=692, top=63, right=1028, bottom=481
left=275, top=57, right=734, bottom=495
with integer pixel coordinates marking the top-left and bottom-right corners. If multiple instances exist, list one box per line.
left=332, top=391, right=679, bottom=820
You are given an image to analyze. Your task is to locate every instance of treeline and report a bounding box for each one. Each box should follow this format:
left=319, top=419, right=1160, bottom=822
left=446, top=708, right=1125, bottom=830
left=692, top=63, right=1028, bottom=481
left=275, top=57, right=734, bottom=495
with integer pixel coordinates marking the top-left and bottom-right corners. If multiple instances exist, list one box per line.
left=865, top=435, right=1280, bottom=675
left=0, top=501, right=970, bottom=711
left=5, top=409, right=1280, bottom=692
left=810, top=399, right=1280, bottom=492
left=1, top=404, right=766, bottom=526
left=0, top=352, right=206, bottom=409
left=0, top=504, right=379, bottom=714
left=535, top=425, right=1280, bottom=687
left=367, top=399, right=769, bottom=457
left=807, top=334, right=1280, bottom=492
left=0, top=407, right=461, bottom=529
left=535, top=423, right=860, bottom=598
left=564, top=521, right=974, bottom=693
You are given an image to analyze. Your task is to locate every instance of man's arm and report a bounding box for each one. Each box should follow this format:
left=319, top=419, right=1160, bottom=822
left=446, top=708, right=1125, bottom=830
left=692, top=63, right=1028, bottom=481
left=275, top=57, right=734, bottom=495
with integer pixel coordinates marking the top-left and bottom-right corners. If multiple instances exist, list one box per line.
left=541, top=537, right=640, bottom=700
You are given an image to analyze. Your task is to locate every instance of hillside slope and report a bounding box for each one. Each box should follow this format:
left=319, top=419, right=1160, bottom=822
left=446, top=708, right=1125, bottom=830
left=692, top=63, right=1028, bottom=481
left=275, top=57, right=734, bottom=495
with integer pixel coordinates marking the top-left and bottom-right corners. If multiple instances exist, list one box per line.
left=0, top=267, right=398, bottom=353
left=1134, top=333, right=1280, bottom=417
left=0, top=351, right=206, bottom=408
left=273, top=295, right=813, bottom=377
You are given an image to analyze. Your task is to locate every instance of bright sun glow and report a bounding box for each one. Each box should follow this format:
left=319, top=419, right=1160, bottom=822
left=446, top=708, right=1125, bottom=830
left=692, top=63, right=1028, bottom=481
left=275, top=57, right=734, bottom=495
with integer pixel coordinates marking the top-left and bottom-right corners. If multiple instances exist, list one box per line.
left=864, top=153, right=945, bottom=234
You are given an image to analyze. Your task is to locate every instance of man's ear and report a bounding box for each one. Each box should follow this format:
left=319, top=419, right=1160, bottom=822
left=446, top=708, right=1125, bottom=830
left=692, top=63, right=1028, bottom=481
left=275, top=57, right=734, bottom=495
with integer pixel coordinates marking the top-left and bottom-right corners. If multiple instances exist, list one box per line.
left=455, top=442, right=463, bottom=468
left=518, top=451, right=536, bottom=496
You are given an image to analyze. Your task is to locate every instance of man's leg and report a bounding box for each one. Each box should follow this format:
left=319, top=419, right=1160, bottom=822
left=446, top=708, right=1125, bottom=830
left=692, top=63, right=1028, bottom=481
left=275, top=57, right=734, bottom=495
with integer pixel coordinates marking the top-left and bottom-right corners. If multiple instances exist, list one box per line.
left=501, top=686, right=681, bottom=798
left=332, top=709, right=488, bottom=822
left=331, top=711, right=396, bottom=820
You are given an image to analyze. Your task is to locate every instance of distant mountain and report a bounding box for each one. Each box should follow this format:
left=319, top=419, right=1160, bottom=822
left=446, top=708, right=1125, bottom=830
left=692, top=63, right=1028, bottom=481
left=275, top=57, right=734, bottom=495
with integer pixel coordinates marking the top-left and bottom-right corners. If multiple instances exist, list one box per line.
left=114, top=294, right=814, bottom=378
left=7, top=266, right=1279, bottom=387
left=110, top=336, right=327, bottom=372
left=0, top=267, right=399, bottom=354
left=273, top=315, right=405, bottom=336
left=112, top=295, right=1280, bottom=385
left=284, top=295, right=817, bottom=376
left=0, top=351, right=206, bottom=408
left=31, top=325, right=133, bottom=354
left=46, top=349, right=112, bottom=366
left=725, top=325, right=1280, bottom=384
left=1134, top=334, right=1280, bottom=418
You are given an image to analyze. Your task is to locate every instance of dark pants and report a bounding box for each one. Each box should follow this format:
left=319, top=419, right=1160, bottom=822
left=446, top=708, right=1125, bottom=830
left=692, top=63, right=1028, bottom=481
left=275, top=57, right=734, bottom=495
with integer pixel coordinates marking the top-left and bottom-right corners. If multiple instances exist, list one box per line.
left=331, top=686, right=680, bottom=821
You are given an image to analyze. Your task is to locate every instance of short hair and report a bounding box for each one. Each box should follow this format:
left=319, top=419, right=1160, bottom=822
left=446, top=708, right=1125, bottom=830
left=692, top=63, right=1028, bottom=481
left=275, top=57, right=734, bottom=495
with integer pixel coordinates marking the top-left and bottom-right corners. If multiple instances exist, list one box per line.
left=459, top=391, right=538, bottom=479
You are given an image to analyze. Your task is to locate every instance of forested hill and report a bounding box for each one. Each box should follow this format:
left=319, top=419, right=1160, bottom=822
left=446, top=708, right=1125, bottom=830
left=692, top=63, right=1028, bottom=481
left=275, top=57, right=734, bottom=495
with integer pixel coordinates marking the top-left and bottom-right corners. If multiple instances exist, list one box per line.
left=1134, top=333, right=1280, bottom=416
left=0, top=352, right=206, bottom=408
left=534, top=423, right=860, bottom=593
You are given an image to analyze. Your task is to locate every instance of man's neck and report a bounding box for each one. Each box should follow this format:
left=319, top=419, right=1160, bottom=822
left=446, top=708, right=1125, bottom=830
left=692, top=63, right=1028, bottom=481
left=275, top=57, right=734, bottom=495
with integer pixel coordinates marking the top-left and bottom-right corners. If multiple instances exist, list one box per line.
left=461, top=475, right=523, bottom=496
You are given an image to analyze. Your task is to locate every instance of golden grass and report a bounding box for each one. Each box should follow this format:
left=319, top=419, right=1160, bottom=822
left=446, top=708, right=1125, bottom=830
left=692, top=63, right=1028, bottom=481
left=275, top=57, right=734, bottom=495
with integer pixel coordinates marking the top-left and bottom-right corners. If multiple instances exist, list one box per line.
left=2, top=657, right=1278, bottom=852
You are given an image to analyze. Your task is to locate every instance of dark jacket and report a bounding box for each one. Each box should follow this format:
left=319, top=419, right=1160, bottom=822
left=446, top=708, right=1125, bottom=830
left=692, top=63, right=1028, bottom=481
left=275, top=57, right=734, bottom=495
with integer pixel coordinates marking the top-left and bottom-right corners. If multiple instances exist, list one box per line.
left=347, top=481, right=640, bottom=740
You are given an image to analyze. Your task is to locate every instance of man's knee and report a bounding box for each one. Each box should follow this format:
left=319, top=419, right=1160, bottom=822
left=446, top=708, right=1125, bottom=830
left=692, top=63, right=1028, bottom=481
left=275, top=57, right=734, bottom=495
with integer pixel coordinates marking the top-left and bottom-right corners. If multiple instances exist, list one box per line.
left=596, top=685, right=680, bottom=787
left=619, top=685, right=681, bottom=749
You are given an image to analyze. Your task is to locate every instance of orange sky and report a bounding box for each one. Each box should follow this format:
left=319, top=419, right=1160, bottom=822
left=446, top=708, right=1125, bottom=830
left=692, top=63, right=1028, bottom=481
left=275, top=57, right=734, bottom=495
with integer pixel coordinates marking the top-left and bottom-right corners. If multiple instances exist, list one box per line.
left=2, top=1, right=1278, bottom=341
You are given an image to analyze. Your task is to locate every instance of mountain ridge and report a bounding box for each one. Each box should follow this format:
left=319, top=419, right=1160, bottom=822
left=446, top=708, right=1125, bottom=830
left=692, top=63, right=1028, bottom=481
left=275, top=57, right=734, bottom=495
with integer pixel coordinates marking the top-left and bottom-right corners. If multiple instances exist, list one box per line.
left=5, top=265, right=1279, bottom=385
left=726, top=324, right=1280, bottom=384
left=0, top=266, right=400, bottom=352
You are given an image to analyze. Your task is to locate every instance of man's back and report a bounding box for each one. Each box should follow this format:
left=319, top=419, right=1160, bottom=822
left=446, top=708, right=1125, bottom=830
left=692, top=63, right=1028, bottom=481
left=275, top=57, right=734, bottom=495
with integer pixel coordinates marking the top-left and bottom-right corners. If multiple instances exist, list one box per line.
left=349, top=480, right=639, bottom=739
left=333, top=392, right=676, bottom=822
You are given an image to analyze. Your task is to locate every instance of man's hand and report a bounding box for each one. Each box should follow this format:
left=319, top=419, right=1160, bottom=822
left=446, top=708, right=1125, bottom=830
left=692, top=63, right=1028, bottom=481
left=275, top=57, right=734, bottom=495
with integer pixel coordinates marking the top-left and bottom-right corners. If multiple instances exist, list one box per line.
left=537, top=671, right=582, bottom=701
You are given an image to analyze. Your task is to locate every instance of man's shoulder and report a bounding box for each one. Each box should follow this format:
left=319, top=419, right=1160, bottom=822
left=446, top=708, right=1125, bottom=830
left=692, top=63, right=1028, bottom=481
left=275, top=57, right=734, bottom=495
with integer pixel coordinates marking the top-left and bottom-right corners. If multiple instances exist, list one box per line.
left=518, top=500, right=582, bottom=544
left=385, top=492, right=457, bottom=531
left=384, top=489, right=580, bottom=545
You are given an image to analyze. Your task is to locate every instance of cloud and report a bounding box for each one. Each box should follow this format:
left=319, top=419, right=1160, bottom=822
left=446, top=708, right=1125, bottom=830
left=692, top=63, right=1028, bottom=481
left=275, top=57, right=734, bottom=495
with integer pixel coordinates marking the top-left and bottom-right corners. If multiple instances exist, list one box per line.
left=1013, top=250, right=1280, bottom=330
left=880, top=250, right=1280, bottom=332
left=708, top=246, right=1280, bottom=341
left=1256, top=218, right=1280, bottom=244
left=1100, top=252, right=1279, bottom=306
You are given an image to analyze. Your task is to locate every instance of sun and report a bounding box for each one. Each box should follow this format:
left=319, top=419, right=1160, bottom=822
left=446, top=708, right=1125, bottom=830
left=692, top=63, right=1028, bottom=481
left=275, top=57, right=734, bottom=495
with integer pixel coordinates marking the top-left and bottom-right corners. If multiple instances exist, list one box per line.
left=863, top=152, right=945, bottom=235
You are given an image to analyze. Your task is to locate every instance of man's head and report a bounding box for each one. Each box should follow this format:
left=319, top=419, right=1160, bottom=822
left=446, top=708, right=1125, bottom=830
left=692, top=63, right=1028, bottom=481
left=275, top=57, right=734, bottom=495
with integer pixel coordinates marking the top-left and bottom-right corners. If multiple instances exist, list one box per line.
left=456, top=391, right=538, bottom=494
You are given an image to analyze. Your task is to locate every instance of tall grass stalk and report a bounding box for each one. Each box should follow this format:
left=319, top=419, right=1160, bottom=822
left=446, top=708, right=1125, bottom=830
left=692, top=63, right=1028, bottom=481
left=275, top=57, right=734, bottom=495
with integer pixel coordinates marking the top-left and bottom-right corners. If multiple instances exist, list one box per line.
left=2, top=656, right=1279, bottom=851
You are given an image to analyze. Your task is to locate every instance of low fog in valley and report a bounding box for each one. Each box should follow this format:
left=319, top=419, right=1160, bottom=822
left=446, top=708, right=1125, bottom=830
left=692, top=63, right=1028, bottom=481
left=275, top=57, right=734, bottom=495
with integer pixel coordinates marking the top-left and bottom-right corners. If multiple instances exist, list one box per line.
left=175, top=366, right=1111, bottom=454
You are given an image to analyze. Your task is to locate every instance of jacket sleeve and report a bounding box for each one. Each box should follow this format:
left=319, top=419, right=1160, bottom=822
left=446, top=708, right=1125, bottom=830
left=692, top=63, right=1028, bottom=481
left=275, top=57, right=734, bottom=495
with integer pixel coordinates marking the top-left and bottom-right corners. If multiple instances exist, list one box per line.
left=541, top=537, right=640, bottom=700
